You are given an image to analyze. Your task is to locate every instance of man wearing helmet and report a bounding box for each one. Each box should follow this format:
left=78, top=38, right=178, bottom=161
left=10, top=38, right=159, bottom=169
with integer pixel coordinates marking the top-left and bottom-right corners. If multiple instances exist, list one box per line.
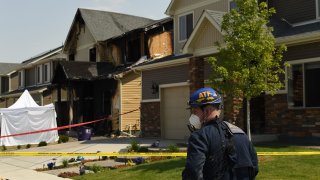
left=182, top=88, right=258, bottom=180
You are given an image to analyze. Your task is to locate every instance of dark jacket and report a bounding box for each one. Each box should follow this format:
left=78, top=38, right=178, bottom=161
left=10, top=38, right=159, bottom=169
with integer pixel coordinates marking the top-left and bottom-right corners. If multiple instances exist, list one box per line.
left=183, top=120, right=258, bottom=180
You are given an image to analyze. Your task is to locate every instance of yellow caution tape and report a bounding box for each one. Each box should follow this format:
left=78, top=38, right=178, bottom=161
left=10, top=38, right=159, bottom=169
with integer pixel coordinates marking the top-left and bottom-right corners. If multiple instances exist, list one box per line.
left=0, top=152, right=319, bottom=156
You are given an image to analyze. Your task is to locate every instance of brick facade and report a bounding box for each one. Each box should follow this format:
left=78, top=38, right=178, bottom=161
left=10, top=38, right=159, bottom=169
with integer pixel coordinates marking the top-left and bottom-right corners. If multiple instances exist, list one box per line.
left=140, top=101, right=161, bottom=137
left=189, top=57, right=204, bottom=93
left=265, top=94, right=320, bottom=137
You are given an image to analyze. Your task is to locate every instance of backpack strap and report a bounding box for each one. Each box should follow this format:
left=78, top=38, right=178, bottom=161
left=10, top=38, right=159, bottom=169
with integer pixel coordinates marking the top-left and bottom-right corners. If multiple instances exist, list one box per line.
left=223, top=121, right=245, bottom=134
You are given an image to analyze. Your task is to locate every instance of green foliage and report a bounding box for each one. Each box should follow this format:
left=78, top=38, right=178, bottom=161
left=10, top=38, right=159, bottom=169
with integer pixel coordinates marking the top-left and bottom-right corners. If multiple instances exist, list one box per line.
left=88, top=164, right=103, bottom=173
left=59, top=135, right=69, bottom=143
left=38, top=141, right=47, bottom=147
left=208, top=0, right=286, bottom=99
left=128, top=140, right=140, bottom=152
left=2, top=145, right=7, bottom=151
left=26, top=144, right=31, bottom=149
left=61, top=158, right=69, bottom=168
left=167, top=144, right=179, bottom=152
left=17, top=145, right=21, bottom=150
left=137, top=146, right=149, bottom=152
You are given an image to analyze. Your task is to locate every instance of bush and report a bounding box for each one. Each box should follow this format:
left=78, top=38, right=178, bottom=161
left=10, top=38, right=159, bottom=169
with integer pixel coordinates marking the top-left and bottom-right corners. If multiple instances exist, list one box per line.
left=128, top=140, right=140, bottom=152
left=26, top=144, right=31, bottom=149
left=137, top=146, right=149, bottom=152
left=2, top=145, right=7, bottom=151
left=61, top=158, right=69, bottom=168
left=38, top=141, right=47, bottom=147
left=59, top=135, right=69, bottom=143
left=17, top=145, right=21, bottom=149
left=167, top=144, right=179, bottom=152
left=88, top=164, right=103, bottom=173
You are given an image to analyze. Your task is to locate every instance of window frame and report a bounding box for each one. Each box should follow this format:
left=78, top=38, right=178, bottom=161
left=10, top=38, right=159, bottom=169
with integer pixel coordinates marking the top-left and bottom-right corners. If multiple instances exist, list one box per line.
left=228, top=0, right=237, bottom=11
left=43, top=63, right=50, bottom=83
left=18, top=70, right=25, bottom=88
left=36, top=65, right=43, bottom=84
left=89, top=47, right=97, bottom=62
left=287, top=58, right=320, bottom=109
left=178, top=11, right=194, bottom=42
left=317, top=0, right=320, bottom=19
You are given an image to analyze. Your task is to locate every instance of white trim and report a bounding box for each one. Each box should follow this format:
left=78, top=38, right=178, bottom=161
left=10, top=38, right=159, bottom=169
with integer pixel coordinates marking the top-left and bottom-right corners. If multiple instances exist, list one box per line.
left=43, top=62, right=50, bottom=83
left=0, top=77, right=2, bottom=95
left=166, top=0, right=220, bottom=15
left=159, top=82, right=189, bottom=89
left=182, top=10, right=225, bottom=54
left=178, top=11, right=194, bottom=42
left=292, top=19, right=320, bottom=27
left=18, top=70, right=25, bottom=88
left=193, top=46, right=219, bottom=56
left=28, top=48, right=62, bottom=65
left=119, top=80, right=122, bottom=131
left=36, top=65, right=43, bottom=84
left=141, top=99, right=160, bottom=103
left=317, top=0, right=320, bottom=19
left=286, top=58, right=320, bottom=108
left=276, top=31, right=320, bottom=45
left=133, top=57, right=189, bottom=71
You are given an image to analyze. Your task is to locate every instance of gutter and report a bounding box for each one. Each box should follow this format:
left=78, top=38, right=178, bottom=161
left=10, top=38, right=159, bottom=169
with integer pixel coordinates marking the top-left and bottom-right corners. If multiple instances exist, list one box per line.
left=276, top=31, right=320, bottom=45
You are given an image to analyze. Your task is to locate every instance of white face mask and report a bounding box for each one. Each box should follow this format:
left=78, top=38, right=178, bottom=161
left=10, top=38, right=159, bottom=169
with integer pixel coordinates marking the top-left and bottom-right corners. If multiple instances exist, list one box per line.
left=189, top=114, right=202, bottom=130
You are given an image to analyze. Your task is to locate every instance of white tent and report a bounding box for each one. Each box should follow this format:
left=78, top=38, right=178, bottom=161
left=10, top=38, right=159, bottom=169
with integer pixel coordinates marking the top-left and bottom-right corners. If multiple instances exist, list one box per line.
left=0, top=90, right=58, bottom=146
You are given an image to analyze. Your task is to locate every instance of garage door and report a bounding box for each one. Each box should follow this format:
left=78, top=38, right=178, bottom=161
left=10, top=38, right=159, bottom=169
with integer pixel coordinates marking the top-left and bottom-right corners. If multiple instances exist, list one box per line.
left=161, top=85, right=190, bottom=139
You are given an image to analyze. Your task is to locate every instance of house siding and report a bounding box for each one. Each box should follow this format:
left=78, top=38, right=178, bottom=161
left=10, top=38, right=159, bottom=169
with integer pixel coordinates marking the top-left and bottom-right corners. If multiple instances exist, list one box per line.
left=75, top=25, right=96, bottom=62
left=120, top=72, right=141, bottom=131
left=283, top=42, right=320, bottom=61
left=269, top=0, right=316, bottom=24
left=174, top=0, right=228, bottom=54
left=142, top=64, right=189, bottom=100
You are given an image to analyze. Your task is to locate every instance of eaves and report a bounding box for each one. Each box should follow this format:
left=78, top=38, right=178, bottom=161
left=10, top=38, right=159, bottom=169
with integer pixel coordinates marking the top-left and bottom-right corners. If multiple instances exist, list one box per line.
left=276, top=31, right=320, bottom=46
left=132, top=57, right=189, bottom=71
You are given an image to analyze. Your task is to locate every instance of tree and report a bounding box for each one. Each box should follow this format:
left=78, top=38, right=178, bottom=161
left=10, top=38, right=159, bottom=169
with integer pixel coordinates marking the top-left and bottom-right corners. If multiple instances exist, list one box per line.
left=208, top=0, right=286, bottom=140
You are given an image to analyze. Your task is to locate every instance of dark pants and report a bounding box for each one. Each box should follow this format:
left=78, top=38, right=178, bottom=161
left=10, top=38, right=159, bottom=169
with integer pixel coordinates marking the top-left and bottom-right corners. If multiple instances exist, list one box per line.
left=233, top=167, right=255, bottom=180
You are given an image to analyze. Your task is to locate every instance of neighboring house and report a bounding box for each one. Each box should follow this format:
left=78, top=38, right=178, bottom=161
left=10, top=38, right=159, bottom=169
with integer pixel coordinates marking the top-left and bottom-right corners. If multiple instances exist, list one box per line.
left=263, top=0, right=320, bottom=137
left=52, top=8, right=174, bottom=135
left=0, top=63, right=21, bottom=108
left=135, top=0, right=320, bottom=139
left=0, top=46, right=66, bottom=114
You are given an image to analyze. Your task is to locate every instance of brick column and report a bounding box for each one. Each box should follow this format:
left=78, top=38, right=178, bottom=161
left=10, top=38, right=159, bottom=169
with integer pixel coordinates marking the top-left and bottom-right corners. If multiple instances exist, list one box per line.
left=189, top=57, right=204, bottom=94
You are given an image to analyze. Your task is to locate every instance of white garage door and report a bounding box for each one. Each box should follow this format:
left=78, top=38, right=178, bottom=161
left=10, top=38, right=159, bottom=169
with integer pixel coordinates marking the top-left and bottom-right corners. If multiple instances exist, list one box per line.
left=161, top=85, right=190, bottom=139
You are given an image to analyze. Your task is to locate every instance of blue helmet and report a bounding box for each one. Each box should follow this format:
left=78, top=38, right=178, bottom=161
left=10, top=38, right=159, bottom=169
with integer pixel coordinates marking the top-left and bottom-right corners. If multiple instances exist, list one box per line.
left=188, top=88, right=222, bottom=108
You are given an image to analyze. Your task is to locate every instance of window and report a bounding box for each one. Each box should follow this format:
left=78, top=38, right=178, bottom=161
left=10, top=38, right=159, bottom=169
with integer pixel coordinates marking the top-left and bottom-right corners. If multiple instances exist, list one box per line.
left=89, top=48, right=96, bottom=62
left=179, top=13, right=193, bottom=41
left=44, top=63, right=50, bottom=83
left=288, top=62, right=320, bottom=107
left=69, top=53, right=75, bottom=61
left=18, top=70, right=25, bottom=88
left=37, top=65, right=42, bottom=84
left=229, top=0, right=237, bottom=11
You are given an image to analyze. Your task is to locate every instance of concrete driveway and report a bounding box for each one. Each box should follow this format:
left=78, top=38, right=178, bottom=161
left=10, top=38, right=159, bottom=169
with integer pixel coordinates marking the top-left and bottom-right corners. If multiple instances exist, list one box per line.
left=0, top=137, right=186, bottom=179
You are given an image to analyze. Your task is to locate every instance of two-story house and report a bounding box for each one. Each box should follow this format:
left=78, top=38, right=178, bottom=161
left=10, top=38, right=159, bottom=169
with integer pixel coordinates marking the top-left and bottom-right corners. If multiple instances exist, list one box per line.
left=51, top=8, right=164, bottom=135
left=0, top=46, right=66, bottom=113
left=135, top=0, right=320, bottom=140
left=0, top=63, right=21, bottom=107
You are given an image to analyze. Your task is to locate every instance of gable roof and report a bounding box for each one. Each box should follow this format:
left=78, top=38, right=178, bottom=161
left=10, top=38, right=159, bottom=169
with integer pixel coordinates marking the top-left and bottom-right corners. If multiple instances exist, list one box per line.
left=183, top=10, right=225, bottom=54
left=22, top=45, right=64, bottom=65
left=0, top=63, right=21, bottom=76
left=65, top=8, right=155, bottom=46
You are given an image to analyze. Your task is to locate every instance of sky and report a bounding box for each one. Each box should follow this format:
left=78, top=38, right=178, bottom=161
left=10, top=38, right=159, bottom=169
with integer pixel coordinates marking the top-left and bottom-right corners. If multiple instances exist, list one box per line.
left=0, top=0, right=171, bottom=63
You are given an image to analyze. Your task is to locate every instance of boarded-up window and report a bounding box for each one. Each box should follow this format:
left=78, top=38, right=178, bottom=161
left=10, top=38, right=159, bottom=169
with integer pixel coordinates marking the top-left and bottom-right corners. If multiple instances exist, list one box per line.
left=179, top=13, right=193, bottom=41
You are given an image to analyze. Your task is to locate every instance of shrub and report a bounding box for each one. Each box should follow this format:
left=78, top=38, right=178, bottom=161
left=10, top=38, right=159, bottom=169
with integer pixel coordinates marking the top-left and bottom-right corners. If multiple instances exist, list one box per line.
left=128, top=140, right=140, bottom=152
left=26, top=144, right=31, bottom=149
left=59, top=135, right=69, bottom=143
left=38, top=141, right=47, bottom=147
left=17, top=145, right=21, bottom=149
left=167, top=144, right=179, bottom=152
left=2, top=145, right=7, bottom=151
left=61, top=158, right=69, bottom=168
left=88, top=164, right=103, bottom=173
left=138, top=146, right=149, bottom=152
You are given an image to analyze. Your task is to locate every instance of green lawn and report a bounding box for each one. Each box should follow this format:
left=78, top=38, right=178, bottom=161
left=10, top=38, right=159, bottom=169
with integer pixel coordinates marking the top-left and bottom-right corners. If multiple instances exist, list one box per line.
left=73, top=145, right=320, bottom=180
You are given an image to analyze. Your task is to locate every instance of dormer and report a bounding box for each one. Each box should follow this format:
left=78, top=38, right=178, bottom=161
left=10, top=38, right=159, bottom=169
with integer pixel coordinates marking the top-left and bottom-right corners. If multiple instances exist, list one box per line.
left=165, top=0, right=229, bottom=54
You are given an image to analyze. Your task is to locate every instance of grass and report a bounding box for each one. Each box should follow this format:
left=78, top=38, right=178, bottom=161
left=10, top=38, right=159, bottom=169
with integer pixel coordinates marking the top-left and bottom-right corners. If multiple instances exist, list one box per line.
left=73, top=145, right=320, bottom=180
